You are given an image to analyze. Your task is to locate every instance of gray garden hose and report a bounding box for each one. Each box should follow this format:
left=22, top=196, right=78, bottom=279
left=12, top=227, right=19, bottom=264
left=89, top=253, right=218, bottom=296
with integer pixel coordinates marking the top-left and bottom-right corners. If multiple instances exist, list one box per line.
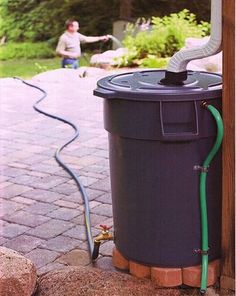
left=14, top=77, right=95, bottom=258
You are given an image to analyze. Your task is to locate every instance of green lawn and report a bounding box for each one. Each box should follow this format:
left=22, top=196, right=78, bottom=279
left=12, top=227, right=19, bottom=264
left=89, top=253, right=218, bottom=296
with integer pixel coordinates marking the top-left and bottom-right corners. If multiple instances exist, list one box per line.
left=0, top=55, right=90, bottom=79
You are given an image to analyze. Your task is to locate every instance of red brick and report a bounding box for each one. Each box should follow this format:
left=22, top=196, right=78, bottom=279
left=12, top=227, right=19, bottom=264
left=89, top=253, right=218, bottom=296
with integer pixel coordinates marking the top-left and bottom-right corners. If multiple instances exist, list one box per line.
left=151, top=267, right=182, bottom=287
left=182, top=259, right=221, bottom=287
left=129, top=261, right=151, bottom=278
left=112, top=247, right=129, bottom=270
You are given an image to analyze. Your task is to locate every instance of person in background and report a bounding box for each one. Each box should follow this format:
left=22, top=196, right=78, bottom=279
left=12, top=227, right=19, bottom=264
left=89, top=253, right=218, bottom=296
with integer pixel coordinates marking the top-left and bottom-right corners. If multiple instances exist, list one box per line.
left=56, top=19, right=109, bottom=69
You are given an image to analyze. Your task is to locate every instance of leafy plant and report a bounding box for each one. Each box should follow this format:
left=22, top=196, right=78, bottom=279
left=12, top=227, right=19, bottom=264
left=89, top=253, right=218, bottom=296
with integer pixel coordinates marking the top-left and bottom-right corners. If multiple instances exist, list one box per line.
left=0, top=42, right=55, bottom=60
left=117, top=10, right=210, bottom=67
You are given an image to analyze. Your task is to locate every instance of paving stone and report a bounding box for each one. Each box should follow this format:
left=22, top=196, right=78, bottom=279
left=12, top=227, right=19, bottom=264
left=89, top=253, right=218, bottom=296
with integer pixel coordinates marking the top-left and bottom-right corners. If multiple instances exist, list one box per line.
left=63, top=225, right=100, bottom=241
left=75, top=240, right=89, bottom=251
left=0, top=199, right=25, bottom=216
left=7, top=162, right=30, bottom=169
left=0, top=166, right=28, bottom=177
left=59, top=192, right=83, bottom=204
left=82, top=138, right=108, bottom=149
left=37, top=262, right=66, bottom=275
left=0, top=183, right=32, bottom=199
left=52, top=169, right=72, bottom=178
left=94, top=217, right=114, bottom=229
left=21, top=154, right=51, bottom=165
left=83, top=164, right=108, bottom=174
left=55, top=155, right=81, bottom=166
left=25, top=201, right=58, bottom=215
left=27, top=219, right=74, bottom=239
left=95, top=159, right=110, bottom=168
left=27, top=170, right=52, bottom=178
left=68, top=175, right=98, bottom=187
left=4, top=234, right=44, bottom=253
left=93, top=256, right=116, bottom=271
left=80, top=170, right=107, bottom=180
left=88, top=200, right=102, bottom=209
left=56, top=249, right=90, bottom=266
left=99, top=241, right=115, bottom=256
left=30, top=163, right=61, bottom=174
left=0, top=175, right=9, bottom=183
left=77, top=155, right=103, bottom=167
left=90, top=204, right=113, bottom=217
left=47, top=207, right=81, bottom=221
left=93, top=149, right=109, bottom=158
left=11, top=196, right=36, bottom=205
left=22, top=189, right=65, bottom=203
left=40, top=235, right=80, bottom=253
left=10, top=174, right=43, bottom=186
left=3, top=210, right=50, bottom=227
left=25, top=248, right=60, bottom=268
left=96, top=192, right=112, bottom=204
left=0, top=219, right=9, bottom=228
left=101, top=168, right=110, bottom=176
left=0, top=237, right=9, bottom=245
left=6, top=150, right=35, bottom=160
left=72, top=213, right=108, bottom=227
left=24, top=144, right=50, bottom=154
left=0, top=181, right=12, bottom=189
left=1, top=222, right=30, bottom=238
left=49, top=183, right=78, bottom=195
left=81, top=188, right=104, bottom=201
left=89, top=178, right=111, bottom=192
left=32, top=175, right=68, bottom=190
left=53, top=199, right=80, bottom=209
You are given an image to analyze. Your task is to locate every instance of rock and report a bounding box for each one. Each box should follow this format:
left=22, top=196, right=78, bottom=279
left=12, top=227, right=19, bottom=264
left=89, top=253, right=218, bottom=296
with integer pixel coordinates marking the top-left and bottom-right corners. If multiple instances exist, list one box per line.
left=35, top=266, right=178, bottom=296
left=90, top=48, right=128, bottom=68
left=185, top=37, right=222, bottom=73
left=32, top=67, right=107, bottom=83
left=0, top=246, right=37, bottom=296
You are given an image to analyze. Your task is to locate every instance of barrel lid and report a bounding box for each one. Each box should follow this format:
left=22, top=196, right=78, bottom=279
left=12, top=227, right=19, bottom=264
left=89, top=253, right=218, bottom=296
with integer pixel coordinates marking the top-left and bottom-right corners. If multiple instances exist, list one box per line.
left=94, top=70, right=222, bottom=101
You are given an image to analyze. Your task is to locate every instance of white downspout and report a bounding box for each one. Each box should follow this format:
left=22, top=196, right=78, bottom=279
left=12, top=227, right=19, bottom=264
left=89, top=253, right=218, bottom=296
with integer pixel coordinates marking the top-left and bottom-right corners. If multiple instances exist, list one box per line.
left=162, top=0, right=222, bottom=84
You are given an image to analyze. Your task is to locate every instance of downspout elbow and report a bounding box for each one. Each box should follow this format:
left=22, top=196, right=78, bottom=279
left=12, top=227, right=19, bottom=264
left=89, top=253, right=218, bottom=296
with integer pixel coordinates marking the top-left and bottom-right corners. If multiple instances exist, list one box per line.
left=162, top=0, right=222, bottom=85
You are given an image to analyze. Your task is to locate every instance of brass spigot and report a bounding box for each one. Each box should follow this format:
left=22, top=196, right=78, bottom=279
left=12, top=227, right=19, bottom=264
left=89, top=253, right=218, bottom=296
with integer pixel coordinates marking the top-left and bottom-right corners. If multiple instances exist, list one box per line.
left=94, top=225, right=113, bottom=243
left=92, top=225, right=113, bottom=261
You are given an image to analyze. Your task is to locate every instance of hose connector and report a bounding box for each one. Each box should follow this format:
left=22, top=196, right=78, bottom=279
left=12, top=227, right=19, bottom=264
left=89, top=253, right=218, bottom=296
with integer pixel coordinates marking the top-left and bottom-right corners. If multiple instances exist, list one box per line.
left=92, top=225, right=113, bottom=261
left=201, top=101, right=208, bottom=109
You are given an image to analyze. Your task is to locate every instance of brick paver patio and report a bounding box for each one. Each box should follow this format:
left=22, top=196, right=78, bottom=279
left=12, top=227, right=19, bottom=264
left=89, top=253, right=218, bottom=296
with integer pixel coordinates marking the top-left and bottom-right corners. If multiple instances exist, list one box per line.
left=0, top=68, right=117, bottom=274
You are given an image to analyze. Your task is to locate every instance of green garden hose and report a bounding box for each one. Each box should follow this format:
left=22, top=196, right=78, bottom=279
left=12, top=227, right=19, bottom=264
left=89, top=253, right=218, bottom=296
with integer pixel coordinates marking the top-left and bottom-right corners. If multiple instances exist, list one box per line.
left=199, top=103, right=224, bottom=295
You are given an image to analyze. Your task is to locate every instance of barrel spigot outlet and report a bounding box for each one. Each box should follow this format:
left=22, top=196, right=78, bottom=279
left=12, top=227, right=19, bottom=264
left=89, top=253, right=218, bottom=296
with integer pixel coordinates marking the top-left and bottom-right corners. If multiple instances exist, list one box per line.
left=92, top=225, right=113, bottom=261
left=201, top=101, right=208, bottom=108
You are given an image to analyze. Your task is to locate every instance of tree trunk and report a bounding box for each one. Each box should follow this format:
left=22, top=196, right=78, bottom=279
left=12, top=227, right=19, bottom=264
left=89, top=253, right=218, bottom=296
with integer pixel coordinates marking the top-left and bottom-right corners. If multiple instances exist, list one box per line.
left=119, top=0, right=132, bottom=19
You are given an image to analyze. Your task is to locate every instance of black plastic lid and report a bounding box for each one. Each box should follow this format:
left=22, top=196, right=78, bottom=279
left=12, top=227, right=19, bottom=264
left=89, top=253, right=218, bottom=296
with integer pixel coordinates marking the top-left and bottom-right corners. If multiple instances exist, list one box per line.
left=94, top=70, right=222, bottom=101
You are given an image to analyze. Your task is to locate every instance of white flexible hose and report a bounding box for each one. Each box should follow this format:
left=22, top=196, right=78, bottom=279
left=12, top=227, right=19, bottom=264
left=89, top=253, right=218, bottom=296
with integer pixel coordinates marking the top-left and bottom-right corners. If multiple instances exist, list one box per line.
left=167, top=0, right=222, bottom=73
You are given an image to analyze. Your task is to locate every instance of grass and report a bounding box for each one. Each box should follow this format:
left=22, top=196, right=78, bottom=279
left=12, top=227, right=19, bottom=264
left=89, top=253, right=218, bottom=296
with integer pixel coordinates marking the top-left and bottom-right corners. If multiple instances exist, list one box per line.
left=0, top=55, right=91, bottom=79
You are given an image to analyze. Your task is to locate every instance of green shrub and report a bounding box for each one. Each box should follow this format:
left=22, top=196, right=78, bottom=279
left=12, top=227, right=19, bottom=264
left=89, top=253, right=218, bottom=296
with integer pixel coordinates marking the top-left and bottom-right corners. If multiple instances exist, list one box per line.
left=0, top=42, right=55, bottom=60
left=118, top=9, right=210, bottom=67
left=140, top=56, right=169, bottom=68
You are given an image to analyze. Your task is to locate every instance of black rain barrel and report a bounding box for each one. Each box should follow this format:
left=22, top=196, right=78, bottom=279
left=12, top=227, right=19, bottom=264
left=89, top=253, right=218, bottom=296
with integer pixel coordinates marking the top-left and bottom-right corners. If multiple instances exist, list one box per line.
left=94, top=70, right=222, bottom=268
